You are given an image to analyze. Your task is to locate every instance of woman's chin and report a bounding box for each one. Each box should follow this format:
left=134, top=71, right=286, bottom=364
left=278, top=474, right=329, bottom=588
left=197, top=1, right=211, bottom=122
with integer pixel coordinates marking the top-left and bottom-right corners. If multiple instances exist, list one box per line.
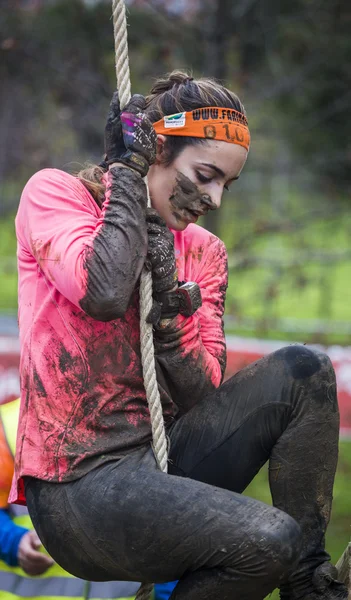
left=167, top=211, right=197, bottom=231
left=170, top=220, right=189, bottom=231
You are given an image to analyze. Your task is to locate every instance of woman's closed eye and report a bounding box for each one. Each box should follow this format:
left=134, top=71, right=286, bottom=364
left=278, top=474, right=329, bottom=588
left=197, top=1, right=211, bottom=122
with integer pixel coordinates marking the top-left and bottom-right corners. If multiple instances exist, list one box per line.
left=195, top=171, right=213, bottom=185
left=196, top=170, right=231, bottom=192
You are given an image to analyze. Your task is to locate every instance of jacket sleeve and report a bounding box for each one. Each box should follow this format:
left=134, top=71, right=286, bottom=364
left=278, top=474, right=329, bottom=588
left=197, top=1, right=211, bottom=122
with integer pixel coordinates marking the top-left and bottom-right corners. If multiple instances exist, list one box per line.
left=16, top=167, right=148, bottom=321
left=0, top=508, right=28, bottom=567
left=154, top=581, right=178, bottom=599
left=154, top=237, right=228, bottom=414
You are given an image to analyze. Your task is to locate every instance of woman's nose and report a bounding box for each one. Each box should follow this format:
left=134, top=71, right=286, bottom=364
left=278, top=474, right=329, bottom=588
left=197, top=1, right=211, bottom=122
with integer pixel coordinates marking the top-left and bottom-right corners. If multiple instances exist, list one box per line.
left=201, top=188, right=222, bottom=212
left=210, top=187, right=222, bottom=210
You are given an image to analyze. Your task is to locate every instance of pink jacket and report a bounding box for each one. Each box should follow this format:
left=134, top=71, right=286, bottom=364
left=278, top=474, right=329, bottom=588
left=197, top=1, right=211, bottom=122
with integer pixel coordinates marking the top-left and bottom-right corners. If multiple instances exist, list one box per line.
left=10, top=168, right=227, bottom=504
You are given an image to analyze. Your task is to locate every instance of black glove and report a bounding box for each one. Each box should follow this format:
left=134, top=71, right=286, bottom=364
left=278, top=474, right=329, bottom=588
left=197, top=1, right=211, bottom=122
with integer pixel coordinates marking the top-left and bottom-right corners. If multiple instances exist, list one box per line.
left=104, top=92, right=157, bottom=177
left=146, top=209, right=178, bottom=293
left=145, top=209, right=178, bottom=325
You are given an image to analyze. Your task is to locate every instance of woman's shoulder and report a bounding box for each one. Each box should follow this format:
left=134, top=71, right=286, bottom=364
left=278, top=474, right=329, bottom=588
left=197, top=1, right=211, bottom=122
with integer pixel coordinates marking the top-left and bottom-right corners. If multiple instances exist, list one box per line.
left=173, top=224, right=227, bottom=282
left=178, top=223, right=226, bottom=252
left=22, top=168, right=98, bottom=211
left=26, top=168, right=83, bottom=190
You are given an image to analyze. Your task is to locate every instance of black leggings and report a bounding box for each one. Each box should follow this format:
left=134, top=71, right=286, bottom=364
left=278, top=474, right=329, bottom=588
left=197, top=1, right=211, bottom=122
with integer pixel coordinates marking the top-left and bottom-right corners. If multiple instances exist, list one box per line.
left=25, top=345, right=340, bottom=600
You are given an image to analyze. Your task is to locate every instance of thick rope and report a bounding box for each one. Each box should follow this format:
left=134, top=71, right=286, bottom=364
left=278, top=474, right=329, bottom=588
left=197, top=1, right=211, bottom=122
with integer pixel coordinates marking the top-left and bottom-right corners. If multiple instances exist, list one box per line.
left=112, top=0, right=131, bottom=110
left=112, top=2, right=168, bottom=599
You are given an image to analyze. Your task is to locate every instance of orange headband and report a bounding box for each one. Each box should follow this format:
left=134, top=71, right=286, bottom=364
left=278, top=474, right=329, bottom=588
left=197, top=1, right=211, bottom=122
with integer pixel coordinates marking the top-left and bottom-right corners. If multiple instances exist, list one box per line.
left=153, top=107, right=250, bottom=151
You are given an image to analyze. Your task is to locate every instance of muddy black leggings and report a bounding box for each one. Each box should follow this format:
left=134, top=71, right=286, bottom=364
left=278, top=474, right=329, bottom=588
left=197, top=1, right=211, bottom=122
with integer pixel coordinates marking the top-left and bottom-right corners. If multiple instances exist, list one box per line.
left=25, top=345, right=340, bottom=600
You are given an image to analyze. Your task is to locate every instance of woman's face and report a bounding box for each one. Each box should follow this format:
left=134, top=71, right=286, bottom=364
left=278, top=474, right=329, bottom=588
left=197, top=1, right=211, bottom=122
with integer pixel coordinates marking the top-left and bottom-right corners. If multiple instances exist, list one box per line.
left=147, top=136, right=248, bottom=231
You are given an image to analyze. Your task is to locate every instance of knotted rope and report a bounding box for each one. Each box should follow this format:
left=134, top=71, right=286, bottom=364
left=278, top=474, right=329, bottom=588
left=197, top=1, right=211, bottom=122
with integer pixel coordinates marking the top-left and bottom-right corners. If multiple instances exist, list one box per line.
left=111, top=2, right=168, bottom=599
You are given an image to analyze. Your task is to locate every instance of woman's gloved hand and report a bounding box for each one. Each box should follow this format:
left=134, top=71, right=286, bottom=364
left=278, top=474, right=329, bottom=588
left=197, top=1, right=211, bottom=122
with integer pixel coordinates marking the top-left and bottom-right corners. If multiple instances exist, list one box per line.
left=104, top=91, right=157, bottom=177
left=146, top=209, right=178, bottom=293
left=145, top=209, right=178, bottom=324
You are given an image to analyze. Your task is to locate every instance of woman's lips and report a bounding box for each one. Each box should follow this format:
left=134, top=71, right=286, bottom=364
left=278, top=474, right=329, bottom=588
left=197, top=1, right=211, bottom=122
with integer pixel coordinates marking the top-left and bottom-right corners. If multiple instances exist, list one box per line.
left=183, top=208, right=199, bottom=223
left=172, top=206, right=206, bottom=224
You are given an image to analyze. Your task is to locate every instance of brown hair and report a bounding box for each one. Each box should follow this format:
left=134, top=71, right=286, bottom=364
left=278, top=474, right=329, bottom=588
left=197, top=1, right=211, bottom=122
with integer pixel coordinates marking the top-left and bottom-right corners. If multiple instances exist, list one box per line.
left=77, top=71, right=247, bottom=204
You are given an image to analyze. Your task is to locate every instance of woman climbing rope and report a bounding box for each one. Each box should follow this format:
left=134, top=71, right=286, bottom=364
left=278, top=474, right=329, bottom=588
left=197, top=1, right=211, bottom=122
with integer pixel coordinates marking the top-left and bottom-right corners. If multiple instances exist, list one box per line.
left=10, top=71, right=347, bottom=600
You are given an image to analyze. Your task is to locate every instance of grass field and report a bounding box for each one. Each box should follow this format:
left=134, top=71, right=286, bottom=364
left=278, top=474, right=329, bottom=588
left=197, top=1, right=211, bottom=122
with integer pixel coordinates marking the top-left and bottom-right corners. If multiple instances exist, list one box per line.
left=0, top=217, right=17, bottom=311
left=245, top=441, right=351, bottom=599
left=217, top=188, right=351, bottom=345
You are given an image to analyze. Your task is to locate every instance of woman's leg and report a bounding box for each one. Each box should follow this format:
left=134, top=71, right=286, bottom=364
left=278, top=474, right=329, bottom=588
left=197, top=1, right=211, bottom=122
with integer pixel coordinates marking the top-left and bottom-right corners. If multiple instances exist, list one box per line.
left=168, top=344, right=345, bottom=599
left=25, top=444, right=301, bottom=600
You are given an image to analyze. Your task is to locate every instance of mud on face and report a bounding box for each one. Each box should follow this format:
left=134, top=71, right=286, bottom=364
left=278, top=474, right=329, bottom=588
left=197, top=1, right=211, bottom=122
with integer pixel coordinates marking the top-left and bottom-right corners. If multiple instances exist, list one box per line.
left=169, top=172, right=217, bottom=222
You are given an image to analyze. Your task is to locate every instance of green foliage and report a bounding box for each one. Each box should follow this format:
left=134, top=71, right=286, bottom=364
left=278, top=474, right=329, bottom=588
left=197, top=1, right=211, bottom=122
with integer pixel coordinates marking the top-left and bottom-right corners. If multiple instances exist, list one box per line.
left=1, top=0, right=115, bottom=187
left=0, top=215, right=17, bottom=311
left=1, top=0, right=350, bottom=201
left=215, top=185, right=351, bottom=345
left=0, top=0, right=204, bottom=194
left=232, top=0, right=351, bottom=192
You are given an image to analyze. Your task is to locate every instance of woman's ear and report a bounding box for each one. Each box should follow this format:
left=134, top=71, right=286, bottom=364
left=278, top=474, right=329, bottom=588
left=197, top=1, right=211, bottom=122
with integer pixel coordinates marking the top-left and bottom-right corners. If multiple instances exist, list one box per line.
left=155, top=134, right=167, bottom=164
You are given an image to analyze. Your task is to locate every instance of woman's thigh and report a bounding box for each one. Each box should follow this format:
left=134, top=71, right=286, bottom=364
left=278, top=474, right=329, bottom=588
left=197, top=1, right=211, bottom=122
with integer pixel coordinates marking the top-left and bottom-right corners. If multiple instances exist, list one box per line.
left=168, top=346, right=309, bottom=491
left=25, top=445, right=299, bottom=585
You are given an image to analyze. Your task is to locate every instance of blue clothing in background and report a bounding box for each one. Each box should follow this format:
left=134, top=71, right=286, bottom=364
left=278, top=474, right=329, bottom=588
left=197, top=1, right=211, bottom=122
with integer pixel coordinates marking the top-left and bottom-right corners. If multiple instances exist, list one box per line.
left=154, top=581, right=178, bottom=600
left=0, top=508, right=28, bottom=567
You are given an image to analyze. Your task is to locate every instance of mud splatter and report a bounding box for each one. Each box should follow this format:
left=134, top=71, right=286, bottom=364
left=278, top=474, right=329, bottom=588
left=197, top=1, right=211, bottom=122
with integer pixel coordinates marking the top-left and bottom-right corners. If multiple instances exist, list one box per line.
left=185, top=244, right=205, bottom=263
left=169, top=172, right=217, bottom=221
left=29, top=237, right=61, bottom=282
left=59, top=344, right=75, bottom=375
left=33, top=367, right=47, bottom=398
left=30, top=238, right=51, bottom=264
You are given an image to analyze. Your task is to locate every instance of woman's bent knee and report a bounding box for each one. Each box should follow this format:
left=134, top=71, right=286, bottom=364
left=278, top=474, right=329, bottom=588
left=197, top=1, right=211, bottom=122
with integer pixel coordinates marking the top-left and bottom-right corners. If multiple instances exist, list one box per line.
left=274, top=345, right=337, bottom=411
left=275, top=345, right=326, bottom=381
left=254, top=509, right=302, bottom=576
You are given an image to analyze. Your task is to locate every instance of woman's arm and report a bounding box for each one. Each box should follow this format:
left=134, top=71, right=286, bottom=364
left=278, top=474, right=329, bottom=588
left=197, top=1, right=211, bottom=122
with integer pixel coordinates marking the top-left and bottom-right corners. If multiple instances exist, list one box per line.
left=154, top=237, right=228, bottom=414
left=79, top=166, right=148, bottom=320
left=16, top=166, right=148, bottom=321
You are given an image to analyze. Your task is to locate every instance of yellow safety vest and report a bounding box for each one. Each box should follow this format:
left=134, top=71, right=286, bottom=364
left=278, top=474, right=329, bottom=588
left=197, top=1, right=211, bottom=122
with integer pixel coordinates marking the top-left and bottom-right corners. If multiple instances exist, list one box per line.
left=0, top=399, right=139, bottom=600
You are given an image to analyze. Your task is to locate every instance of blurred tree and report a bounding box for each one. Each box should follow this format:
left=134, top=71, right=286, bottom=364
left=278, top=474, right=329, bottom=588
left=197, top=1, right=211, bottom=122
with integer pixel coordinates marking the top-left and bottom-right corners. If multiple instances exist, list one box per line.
left=0, top=0, right=350, bottom=207
left=233, top=0, right=351, bottom=194
left=0, top=0, right=114, bottom=193
left=201, top=0, right=232, bottom=235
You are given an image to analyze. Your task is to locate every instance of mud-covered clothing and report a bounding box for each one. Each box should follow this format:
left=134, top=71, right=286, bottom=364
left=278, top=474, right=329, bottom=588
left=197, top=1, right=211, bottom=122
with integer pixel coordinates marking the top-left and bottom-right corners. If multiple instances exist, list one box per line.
left=25, top=345, right=340, bottom=600
left=11, top=167, right=227, bottom=504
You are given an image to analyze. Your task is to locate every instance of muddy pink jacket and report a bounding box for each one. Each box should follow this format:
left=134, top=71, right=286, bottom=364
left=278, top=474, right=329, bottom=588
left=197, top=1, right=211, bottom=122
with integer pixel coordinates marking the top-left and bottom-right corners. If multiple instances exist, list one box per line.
left=10, top=167, right=227, bottom=504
